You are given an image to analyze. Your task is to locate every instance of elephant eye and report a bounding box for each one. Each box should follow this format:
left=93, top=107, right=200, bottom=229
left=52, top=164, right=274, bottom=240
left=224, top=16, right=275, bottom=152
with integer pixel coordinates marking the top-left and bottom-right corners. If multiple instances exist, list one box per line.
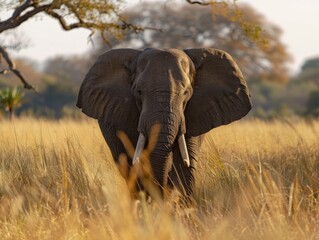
left=137, top=90, right=142, bottom=96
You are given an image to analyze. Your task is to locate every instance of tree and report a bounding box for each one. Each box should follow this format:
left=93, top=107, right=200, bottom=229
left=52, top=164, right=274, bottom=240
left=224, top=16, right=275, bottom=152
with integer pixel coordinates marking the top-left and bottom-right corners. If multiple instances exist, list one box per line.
left=0, top=58, right=44, bottom=88
left=0, top=0, right=240, bottom=89
left=0, top=87, right=24, bottom=120
left=295, top=57, right=319, bottom=85
left=302, top=58, right=319, bottom=71
left=96, top=3, right=291, bottom=83
left=43, top=55, right=93, bottom=85
left=20, top=78, right=78, bottom=118
left=306, top=91, right=319, bottom=116
left=0, top=0, right=143, bottom=90
left=37, top=80, right=77, bottom=118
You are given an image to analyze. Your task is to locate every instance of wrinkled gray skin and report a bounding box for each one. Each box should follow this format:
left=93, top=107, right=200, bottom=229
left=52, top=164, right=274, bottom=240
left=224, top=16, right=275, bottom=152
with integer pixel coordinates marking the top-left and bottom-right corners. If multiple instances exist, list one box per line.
left=77, top=48, right=252, bottom=196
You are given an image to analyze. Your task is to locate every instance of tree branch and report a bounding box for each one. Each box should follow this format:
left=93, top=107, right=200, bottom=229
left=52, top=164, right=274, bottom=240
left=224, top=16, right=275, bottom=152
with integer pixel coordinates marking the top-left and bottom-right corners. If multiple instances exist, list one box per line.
left=120, top=20, right=162, bottom=33
left=11, top=0, right=32, bottom=19
left=44, top=10, right=87, bottom=31
left=186, top=0, right=211, bottom=5
left=185, top=0, right=233, bottom=6
left=0, top=3, right=51, bottom=33
left=0, top=46, right=36, bottom=91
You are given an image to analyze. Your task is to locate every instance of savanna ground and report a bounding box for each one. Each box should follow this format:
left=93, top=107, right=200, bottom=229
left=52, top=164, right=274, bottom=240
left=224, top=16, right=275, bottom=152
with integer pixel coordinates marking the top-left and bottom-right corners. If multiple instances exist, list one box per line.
left=0, top=117, right=319, bottom=239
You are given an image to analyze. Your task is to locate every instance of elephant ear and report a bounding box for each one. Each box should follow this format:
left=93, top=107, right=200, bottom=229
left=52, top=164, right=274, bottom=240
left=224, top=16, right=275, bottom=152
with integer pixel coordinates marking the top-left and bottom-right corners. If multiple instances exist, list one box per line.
left=77, top=49, right=141, bottom=128
left=184, top=48, right=252, bottom=137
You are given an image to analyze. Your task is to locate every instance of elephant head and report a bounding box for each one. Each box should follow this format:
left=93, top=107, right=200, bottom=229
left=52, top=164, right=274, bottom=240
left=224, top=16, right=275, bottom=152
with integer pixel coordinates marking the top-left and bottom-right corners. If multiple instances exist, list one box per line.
left=77, top=48, right=252, bottom=195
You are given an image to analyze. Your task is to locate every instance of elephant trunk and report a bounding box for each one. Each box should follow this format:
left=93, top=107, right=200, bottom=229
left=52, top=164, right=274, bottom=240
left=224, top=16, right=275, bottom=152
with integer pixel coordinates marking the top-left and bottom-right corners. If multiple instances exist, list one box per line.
left=134, top=92, right=190, bottom=190
left=149, top=130, right=176, bottom=189
left=135, top=118, right=190, bottom=189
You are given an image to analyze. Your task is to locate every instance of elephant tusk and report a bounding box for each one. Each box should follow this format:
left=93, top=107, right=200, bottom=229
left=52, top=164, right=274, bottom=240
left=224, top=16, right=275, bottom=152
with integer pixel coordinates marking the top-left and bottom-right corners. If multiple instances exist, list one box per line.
left=132, top=133, right=146, bottom=165
left=178, top=134, right=190, bottom=167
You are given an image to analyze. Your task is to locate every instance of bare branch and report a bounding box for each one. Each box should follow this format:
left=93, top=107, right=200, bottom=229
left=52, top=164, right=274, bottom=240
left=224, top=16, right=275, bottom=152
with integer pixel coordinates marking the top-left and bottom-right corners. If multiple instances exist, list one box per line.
left=186, top=0, right=211, bottom=5
left=120, top=20, right=162, bottom=33
left=185, top=0, right=235, bottom=6
left=0, top=3, right=51, bottom=33
left=44, top=10, right=87, bottom=31
left=0, top=46, right=36, bottom=91
left=11, top=0, right=32, bottom=19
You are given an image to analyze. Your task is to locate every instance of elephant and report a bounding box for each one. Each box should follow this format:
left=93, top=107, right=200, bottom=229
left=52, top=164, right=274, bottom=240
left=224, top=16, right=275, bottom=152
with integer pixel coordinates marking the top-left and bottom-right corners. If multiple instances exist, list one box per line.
left=76, top=48, right=252, bottom=197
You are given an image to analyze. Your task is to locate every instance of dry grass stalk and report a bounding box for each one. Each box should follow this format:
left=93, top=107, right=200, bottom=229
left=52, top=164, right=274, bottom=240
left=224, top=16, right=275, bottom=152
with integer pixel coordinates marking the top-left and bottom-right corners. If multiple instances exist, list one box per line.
left=0, top=118, right=318, bottom=239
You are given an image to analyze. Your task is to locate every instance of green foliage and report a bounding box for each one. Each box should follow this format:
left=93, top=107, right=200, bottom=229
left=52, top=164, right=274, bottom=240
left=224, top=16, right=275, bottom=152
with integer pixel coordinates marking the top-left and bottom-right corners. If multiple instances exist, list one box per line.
left=41, top=81, right=77, bottom=118
left=0, top=86, right=24, bottom=119
left=301, top=57, right=319, bottom=71
left=21, top=79, right=77, bottom=118
left=248, top=54, right=319, bottom=119
left=306, top=91, right=319, bottom=116
left=296, top=57, right=319, bottom=85
left=249, top=80, right=318, bottom=118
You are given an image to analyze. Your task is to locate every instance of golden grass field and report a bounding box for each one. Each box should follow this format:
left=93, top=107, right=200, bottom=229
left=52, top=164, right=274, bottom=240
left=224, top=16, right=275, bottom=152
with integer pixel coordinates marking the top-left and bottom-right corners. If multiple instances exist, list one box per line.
left=0, top=118, right=319, bottom=239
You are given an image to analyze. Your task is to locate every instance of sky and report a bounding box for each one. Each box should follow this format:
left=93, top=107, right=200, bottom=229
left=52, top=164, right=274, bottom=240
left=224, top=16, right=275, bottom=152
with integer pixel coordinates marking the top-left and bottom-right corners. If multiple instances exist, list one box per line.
left=5, top=0, right=319, bottom=73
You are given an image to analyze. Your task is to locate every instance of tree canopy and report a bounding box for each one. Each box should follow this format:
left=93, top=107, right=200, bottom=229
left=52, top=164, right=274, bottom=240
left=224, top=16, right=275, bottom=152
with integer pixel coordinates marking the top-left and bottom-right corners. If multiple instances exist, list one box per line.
left=96, top=3, right=291, bottom=83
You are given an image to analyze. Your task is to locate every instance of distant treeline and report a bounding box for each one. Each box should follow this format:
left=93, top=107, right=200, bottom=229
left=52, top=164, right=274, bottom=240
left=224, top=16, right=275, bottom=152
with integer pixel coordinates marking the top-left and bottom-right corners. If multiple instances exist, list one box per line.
left=0, top=55, right=318, bottom=119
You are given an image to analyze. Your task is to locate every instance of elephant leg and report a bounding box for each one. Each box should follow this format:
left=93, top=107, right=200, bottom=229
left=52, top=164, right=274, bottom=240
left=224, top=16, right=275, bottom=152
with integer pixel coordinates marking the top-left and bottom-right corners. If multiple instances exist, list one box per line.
left=98, top=118, right=140, bottom=163
left=98, top=119, right=126, bottom=164
left=98, top=119, right=145, bottom=195
left=168, top=136, right=203, bottom=196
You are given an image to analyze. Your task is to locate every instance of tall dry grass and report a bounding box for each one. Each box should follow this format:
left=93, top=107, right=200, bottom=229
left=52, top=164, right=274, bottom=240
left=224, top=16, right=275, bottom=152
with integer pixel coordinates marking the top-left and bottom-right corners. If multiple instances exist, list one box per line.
left=0, top=118, right=319, bottom=239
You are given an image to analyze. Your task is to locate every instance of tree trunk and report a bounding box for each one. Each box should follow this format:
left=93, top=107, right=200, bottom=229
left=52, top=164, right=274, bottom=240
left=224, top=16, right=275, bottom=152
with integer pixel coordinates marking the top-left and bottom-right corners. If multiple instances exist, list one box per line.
left=9, top=107, right=13, bottom=121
